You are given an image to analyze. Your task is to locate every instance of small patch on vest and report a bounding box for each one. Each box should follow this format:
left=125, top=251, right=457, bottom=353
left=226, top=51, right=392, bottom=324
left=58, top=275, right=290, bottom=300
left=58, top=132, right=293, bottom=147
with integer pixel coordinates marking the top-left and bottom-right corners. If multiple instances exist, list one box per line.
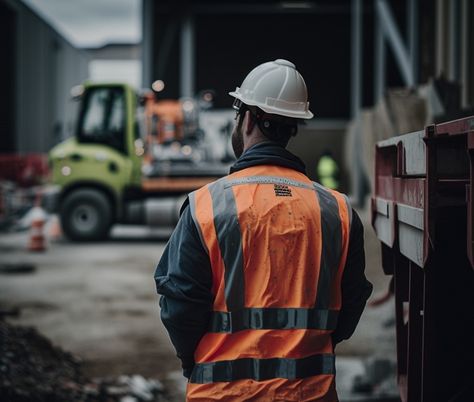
left=274, top=184, right=292, bottom=197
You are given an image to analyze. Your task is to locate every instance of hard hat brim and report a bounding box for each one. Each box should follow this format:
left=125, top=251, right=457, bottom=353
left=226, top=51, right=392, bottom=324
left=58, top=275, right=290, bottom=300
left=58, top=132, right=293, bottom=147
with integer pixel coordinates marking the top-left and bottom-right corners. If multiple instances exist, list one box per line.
left=229, top=91, right=314, bottom=119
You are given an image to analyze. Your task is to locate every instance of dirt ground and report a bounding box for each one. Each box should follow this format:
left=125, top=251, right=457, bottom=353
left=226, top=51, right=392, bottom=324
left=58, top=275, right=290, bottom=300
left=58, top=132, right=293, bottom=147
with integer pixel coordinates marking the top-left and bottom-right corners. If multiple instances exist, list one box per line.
left=0, top=208, right=395, bottom=400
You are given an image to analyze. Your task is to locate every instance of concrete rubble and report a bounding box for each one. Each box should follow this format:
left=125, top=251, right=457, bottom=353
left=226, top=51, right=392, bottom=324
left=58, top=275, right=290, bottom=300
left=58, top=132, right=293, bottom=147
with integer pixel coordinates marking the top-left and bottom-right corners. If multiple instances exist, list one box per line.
left=0, top=320, right=167, bottom=402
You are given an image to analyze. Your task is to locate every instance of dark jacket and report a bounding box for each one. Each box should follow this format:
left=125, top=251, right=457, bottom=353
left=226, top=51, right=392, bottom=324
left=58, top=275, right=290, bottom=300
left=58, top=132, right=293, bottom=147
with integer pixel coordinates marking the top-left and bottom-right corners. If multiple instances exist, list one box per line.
left=154, top=141, right=373, bottom=378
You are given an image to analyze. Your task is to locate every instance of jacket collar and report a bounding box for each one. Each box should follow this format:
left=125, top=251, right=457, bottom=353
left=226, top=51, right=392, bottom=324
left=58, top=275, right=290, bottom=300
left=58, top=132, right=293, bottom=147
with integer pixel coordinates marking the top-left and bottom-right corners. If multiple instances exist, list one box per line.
left=229, top=141, right=306, bottom=175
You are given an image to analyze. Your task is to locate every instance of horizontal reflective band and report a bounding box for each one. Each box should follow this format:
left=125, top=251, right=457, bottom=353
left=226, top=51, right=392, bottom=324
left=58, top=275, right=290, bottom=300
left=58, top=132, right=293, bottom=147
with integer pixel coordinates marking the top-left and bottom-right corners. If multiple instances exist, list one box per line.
left=210, top=308, right=339, bottom=333
left=190, top=354, right=335, bottom=383
left=224, top=176, right=315, bottom=190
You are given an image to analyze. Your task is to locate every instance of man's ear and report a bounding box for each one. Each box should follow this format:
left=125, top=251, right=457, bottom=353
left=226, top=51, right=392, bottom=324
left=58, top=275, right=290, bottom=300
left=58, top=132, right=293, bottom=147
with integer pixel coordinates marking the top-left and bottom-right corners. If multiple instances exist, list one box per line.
left=244, top=110, right=256, bottom=134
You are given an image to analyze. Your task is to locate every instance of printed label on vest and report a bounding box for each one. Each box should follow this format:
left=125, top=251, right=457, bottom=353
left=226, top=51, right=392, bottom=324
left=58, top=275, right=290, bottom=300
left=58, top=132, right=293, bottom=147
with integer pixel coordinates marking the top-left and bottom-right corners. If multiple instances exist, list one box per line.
left=274, top=184, right=292, bottom=197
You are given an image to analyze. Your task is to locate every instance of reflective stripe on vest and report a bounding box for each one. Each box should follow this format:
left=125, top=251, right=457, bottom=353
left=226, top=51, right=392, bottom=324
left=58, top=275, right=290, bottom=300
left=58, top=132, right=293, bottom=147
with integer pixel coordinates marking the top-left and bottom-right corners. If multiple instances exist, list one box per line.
left=193, top=176, right=350, bottom=315
left=313, top=181, right=342, bottom=310
left=209, top=307, right=339, bottom=333
left=209, top=179, right=245, bottom=311
left=190, top=353, right=335, bottom=384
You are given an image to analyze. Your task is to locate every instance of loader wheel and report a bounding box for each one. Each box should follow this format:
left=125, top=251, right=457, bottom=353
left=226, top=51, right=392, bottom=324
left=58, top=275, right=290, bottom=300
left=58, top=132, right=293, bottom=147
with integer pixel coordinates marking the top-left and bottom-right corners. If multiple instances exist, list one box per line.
left=60, top=189, right=112, bottom=241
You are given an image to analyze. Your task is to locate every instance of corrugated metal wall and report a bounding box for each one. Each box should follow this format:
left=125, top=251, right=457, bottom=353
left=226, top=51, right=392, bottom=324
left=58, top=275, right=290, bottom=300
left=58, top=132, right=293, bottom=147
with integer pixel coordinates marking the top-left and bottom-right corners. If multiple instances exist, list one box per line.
left=435, top=0, right=474, bottom=109
left=0, top=0, right=89, bottom=153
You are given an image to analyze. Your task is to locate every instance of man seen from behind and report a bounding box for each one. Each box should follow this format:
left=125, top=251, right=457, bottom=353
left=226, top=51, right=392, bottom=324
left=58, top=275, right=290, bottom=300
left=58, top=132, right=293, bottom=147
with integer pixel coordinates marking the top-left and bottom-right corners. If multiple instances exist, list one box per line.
left=155, top=59, right=373, bottom=401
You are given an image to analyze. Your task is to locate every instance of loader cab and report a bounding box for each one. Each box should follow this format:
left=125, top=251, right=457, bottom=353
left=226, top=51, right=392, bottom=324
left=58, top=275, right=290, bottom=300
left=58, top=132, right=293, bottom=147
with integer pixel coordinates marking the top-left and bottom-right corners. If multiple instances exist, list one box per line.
left=76, top=85, right=127, bottom=154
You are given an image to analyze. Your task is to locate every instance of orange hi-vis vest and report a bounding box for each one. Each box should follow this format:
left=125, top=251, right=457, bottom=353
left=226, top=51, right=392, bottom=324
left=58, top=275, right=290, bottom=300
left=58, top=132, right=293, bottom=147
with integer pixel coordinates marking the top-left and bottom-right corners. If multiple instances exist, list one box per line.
left=186, top=165, right=352, bottom=402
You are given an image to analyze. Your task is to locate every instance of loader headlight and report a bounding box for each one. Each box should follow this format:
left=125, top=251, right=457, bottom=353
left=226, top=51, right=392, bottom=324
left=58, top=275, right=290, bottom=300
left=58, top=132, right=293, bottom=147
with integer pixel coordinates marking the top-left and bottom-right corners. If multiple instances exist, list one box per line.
left=61, top=166, right=72, bottom=176
left=152, top=80, right=165, bottom=93
left=181, top=145, right=192, bottom=156
left=70, top=85, right=84, bottom=100
left=182, top=100, right=195, bottom=112
left=134, top=139, right=145, bottom=156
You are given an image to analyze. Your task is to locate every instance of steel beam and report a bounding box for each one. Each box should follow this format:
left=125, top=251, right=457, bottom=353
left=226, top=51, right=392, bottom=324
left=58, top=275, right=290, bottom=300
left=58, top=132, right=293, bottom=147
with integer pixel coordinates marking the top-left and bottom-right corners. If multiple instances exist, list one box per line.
left=141, top=0, right=154, bottom=88
left=374, top=8, right=386, bottom=103
left=351, top=0, right=362, bottom=118
left=448, top=0, right=461, bottom=82
left=376, top=0, right=415, bottom=87
left=156, top=20, right=179, bottom=84
left=407, top=262, right=423, bottom=401
left=155, top=3, right=349, bottom=15
left=435, top=0, right=447, bottom=77
left=461, top=0, right=469, bottom=107
left=351, top=0, right=367, bottom=205
left=180, top=14, right=195, bottom=98
left=407, top=0, right=419, bottom=85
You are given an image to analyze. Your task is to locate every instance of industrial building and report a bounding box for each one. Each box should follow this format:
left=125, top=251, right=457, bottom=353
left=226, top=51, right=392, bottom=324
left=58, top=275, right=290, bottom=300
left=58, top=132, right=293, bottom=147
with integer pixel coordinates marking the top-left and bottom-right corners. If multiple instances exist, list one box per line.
left=1, top=1, right=474, bottom=401
left=141, top=0, right=474, bottom=198
left=142, top=0, right=474, bottom=115
left=0, top=0, right=89, bottom=153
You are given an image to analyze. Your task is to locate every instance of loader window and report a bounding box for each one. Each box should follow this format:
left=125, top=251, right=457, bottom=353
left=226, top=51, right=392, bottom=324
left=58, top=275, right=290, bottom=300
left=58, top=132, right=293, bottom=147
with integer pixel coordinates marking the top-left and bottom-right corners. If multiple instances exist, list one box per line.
left=77, top=87, right=126, bottom=153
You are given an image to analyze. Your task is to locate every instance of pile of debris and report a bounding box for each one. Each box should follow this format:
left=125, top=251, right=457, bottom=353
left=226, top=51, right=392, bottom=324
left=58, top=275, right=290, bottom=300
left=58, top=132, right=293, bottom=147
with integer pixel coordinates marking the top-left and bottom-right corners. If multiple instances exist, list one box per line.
left=0, top=320, right=166, bottom=402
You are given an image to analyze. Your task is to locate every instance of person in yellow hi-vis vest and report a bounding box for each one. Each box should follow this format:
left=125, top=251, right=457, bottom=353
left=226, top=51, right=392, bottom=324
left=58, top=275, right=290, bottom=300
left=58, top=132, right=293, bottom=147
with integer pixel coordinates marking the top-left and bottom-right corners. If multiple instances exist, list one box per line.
left=154, top=59, right=372, bottom=402
left=317, top=150, right=340, bottom=190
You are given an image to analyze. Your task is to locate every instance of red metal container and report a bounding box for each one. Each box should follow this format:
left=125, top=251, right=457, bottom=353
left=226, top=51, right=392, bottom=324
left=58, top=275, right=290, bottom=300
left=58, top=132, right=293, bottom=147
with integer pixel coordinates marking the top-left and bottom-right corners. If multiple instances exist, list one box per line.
left=0, top=154, right=49, bottom=187
left=372, top=116, right=474, bottom=402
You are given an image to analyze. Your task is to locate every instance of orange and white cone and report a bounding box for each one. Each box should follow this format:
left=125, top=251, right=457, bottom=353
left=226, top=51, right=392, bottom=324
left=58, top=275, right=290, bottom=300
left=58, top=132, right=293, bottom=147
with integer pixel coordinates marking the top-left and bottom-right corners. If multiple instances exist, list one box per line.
left=48, top=214, right=62, bottom=241
left=28, top=206, right=47, bottom=252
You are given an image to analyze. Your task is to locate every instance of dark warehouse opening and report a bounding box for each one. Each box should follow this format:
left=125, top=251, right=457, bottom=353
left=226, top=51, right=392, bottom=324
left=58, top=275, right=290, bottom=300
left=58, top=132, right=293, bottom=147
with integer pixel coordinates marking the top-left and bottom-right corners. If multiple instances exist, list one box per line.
left=0, top=2, right=17, bottom=152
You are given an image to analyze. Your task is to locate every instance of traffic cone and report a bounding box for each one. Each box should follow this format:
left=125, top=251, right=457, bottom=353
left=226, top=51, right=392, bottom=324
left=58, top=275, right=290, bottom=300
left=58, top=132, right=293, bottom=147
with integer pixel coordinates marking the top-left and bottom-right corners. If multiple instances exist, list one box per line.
left=48, top=214, right=62, bottom=241
left=28, top=206, right=47, bottom=252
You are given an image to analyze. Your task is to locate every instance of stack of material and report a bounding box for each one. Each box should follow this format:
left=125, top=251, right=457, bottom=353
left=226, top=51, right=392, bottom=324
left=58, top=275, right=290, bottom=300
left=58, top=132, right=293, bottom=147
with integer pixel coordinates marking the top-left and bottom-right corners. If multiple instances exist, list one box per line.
left=0, top=320, right=87, bottom=401
left=345, top=88, right=427, bottom=203
left=345, top=77, right=474, bottom=205
left=0, top=320, right=167, bottom=402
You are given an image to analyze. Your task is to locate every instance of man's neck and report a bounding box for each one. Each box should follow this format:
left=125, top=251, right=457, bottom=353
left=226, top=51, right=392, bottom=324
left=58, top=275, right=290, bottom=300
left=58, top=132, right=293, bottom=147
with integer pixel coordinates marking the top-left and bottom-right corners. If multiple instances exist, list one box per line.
left=243, top=131, right=272, bottom=153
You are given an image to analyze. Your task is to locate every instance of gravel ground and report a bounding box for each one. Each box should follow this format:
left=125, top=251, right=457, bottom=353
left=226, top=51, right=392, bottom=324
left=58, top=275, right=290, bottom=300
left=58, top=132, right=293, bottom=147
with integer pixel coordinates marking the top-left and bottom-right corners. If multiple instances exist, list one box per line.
left=0, top=210, right=396, bottom=401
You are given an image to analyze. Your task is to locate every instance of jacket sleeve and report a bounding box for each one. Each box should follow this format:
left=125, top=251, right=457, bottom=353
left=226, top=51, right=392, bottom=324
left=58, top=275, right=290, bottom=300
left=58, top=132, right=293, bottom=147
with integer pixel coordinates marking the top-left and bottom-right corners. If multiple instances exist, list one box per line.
left=154, top=203, right=213, bottom=379
left=332, top=209, right=373, bottom=345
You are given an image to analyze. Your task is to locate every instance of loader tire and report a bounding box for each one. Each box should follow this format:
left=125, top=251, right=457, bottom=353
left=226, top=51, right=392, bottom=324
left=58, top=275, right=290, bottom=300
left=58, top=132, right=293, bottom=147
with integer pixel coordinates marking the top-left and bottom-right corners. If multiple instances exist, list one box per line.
left=60, top=189, right=112, bottom=241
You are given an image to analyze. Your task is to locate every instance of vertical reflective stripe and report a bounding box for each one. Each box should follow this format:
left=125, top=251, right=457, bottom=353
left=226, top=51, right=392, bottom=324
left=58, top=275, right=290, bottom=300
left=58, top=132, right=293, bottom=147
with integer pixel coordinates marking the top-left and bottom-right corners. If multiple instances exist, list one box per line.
left=188, top=192, right=209, bottom=255
left=209, top=180, right=245, bottom=311
left=313, top=183, right=342, bottom=309
left=343, top=194, right=353, bottom=229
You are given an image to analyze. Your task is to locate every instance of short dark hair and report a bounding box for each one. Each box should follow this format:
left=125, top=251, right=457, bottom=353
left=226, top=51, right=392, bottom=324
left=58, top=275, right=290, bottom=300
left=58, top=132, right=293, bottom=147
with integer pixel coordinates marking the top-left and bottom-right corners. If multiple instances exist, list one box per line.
left=246, top=105, right=298, bottom=146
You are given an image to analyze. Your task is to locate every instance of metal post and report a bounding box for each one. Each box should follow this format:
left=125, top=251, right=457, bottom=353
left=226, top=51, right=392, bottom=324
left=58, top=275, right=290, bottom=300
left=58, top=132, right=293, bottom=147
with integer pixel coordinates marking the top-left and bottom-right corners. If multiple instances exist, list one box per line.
left=421, top=259, right=435, bottom=402
left=156, top=21, right=179, bottom=83
left=460, top=0, right=469, bottom=107
left=351, top=0, right=362, bottom=119
left=180, top=13, right=195, bottom=98
left=376, top=0, right=414, bottom=87
left=374, top=8, right=385, bottom=104
left=394, top=251, right=409, bottom=401
left=141, top=0, right=154, bottom=88
left=351, top=0, right=365, bottom=205
left=448, top=0, right=461, bottom=82
left=407, top=0, right=419, bottom=85
left=407, top=262, right=423, bottom=401
left=435, top=0, right=446, bottom=77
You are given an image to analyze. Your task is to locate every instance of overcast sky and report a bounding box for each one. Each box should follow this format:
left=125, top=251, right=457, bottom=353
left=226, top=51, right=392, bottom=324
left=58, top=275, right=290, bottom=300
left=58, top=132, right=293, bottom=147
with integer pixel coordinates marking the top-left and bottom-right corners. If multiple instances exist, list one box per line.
left=21, top=0, right=141, bottom=48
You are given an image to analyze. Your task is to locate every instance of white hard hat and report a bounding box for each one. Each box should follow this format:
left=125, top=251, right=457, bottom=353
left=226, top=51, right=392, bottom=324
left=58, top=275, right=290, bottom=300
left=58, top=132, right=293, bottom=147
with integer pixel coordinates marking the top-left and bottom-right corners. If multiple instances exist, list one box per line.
left=229, top=59, right=314, bottom=119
